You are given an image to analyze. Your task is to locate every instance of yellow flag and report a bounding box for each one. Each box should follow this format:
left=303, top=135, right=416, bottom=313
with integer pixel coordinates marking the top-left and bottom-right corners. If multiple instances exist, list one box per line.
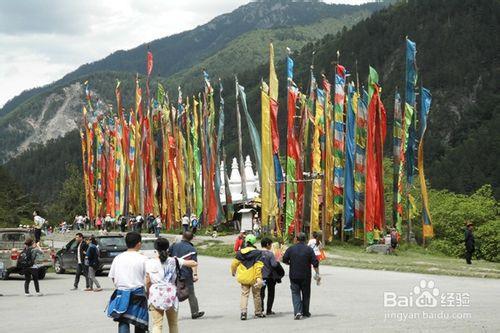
left=310, top=96, right=324, bottom=233
left=261, top=81, right=277, bottom=227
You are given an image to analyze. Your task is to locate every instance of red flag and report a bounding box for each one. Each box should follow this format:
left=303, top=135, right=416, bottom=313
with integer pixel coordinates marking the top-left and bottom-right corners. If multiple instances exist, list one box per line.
left=147, top=50, right=154, bottom=76
left=365, top=85, right=387, bottom=232
left=270, top=99, right=280, bottom=154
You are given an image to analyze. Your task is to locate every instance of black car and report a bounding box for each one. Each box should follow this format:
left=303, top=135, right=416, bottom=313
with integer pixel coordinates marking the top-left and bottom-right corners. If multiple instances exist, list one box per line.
left=54, top=235, right=126, bottom=274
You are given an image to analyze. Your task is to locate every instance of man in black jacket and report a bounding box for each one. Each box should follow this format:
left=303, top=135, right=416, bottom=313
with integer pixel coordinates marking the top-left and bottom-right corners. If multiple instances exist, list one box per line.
left=71, top=233, right=90, bottom=290
left=283, top=232, right=320, bottom=320
left=465, top=222, right=475, bottom=265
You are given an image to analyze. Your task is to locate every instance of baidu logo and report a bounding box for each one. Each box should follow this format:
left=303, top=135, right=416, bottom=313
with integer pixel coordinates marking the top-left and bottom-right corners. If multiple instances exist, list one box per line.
left=384, top=279, right=470, bottom=309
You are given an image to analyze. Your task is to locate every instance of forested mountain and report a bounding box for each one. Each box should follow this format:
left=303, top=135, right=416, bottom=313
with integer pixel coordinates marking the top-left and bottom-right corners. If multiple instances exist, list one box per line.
left=4, top=0, right=500, bottom=208
left=0, top=1, right=384, bottom=162
left=0, top=165, right=38, bottom=227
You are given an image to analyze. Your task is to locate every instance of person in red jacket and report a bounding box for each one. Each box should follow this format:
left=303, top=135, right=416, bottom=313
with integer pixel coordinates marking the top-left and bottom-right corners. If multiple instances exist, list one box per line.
left=234, top=231, right=246, bottom=252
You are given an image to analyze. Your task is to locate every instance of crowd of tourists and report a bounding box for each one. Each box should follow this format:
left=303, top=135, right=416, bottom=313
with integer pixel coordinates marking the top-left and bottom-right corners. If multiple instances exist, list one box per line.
left=18, top=210, right=478, bottom=332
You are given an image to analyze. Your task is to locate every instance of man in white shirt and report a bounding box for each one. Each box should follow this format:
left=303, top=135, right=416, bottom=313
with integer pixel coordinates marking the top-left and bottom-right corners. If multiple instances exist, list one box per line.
left=108, top=232, right=148, bottom=332
left=182, top=214, right=190, bottom=232
left=33, top=211, right=46, bottom=244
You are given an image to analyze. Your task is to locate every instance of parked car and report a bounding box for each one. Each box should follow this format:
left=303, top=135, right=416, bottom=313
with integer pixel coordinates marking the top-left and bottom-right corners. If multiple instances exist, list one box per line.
left=53, top=235, right=126, bottom=275
left=139, top=237, right=158, bottom=259
left=0, top=228, right=54, bottom=280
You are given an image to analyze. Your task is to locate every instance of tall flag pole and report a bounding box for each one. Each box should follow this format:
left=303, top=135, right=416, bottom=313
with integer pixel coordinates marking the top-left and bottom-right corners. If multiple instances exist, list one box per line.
left=343, top=82, right=356, bottom=234
left=310, top=86, right=324, bottom=236
left=192, top=96, right=203, bottom=218
left=405, top=37, right=418, bottom=242
left=334, top=62, right=346, bottom=238
left=365, top=79, right=387, bottom=244
left=214, top=80, right=226, bottom=224
left=235, top=76, right=248, bottom=202
left=269, top=43, right=283, bottom=236
left=393, top=92, right=404, bottom=233
left=322, top=74, right=334, bottom=243
left=285, top=49, right=299, bottom=240
left=419, top=87, right=433, bottom=242
left=203, top=70, right=217, bottom=225
left=237, top=82, right=262, bottom=179
left=354, top=89, right=368, bottom=239
left=261, top=78, right=277, bottom=231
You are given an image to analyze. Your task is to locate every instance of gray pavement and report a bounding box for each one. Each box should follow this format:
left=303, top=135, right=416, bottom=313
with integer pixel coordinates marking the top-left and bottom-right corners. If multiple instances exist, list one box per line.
left=0, top=255, right=499, bottom=332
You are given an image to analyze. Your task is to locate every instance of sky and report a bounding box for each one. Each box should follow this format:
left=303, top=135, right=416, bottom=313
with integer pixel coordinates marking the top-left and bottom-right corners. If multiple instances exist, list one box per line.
left=0, top=0, right=374, bottom=108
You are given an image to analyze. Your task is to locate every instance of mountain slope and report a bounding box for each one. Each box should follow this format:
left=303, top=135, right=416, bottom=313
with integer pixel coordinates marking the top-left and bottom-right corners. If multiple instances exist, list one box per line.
left=0, top=1, right=385, bottom=162
left=0, top=0, right=385, bottom=117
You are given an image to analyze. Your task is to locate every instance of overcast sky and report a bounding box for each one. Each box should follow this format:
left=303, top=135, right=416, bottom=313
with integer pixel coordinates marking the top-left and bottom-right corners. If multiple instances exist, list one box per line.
left=0, top=0, right=373, bottom=107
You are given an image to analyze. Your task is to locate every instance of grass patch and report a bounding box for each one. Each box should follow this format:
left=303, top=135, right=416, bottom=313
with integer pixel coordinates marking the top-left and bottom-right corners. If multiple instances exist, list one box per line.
left=197, top=241, right=234, bottom=258
left=322, top=243, right=500, bottom=279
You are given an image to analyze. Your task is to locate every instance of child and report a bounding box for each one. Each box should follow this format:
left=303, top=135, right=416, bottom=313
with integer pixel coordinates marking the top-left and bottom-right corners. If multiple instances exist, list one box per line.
left=231, top=234, right=265, bottom=320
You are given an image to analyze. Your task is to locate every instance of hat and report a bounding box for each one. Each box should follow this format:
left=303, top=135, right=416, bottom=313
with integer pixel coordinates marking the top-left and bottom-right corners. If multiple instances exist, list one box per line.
left=245, top=234, right=257, bottom=245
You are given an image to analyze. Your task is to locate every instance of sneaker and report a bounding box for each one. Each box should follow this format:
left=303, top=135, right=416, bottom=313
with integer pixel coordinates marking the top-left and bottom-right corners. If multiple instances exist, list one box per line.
left=84, top=288, right=93, bottom=291
left=255, top=313, right=266, bottom=318
left=36, top=292, right=43, bottom=297
left=266, top=310, right=276, bottom=315
left=240, top=312, right=247, bottom=321
left=303, top=312, right=311, bottom=318
left=25, top=293, right=32, bottom=297
left=93, top=288, right=103, bottom=292
left=192, top=311, right=205, bottom=319
left=70, top=287, right=78, bottom=291
left=294, top=313, right=303, bottom=320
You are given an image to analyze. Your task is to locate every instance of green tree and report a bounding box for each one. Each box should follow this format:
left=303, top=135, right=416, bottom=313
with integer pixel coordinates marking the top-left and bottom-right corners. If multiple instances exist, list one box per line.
left=49, top=164, right=86, bottom=223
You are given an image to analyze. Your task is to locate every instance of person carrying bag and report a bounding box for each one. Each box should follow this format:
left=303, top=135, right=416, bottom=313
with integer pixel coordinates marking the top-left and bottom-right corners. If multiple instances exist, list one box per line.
left=146, top=238, right=197, bottom=333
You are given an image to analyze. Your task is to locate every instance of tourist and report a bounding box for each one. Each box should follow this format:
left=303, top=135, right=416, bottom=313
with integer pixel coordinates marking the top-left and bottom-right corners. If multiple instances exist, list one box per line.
left=234, top=231, right=245, bottom=253
left=169, top=231, right=205, bottom=320
left=154, top=215, right=162, bottom=238
left=283, top=232, right=320, bottom=320
left=465, top=222, right=475, bottom=265
left=136, top=214, right=144, bottom=233
left=190, top=214, right=199, bottom=234
left=260, top=237, right=283, bottom=315
left=20, top=238, right=43, bottom=296
left=147, top=213, right=155, bottom=234
left=182, top=214, right=190, bottom=233
left=107, top=232, right=148, bottom=333
left=32, top=211, right=46, bottom=244
left=96, top=216, right=103, bottom=230
left=120, top=215, right=127, bottom=232
left=390, top=228, right=399, bottom=253
left=231, top=234, right=265, bottom=320
left=71, top=233, right=90, bottom=291
left=308, top=232, right=325, bottom=261
left=146, top=237, right=198, bottom=333
left=85, top=236, right=102, bottom=292
left=105, top=214, right=113, bottom=231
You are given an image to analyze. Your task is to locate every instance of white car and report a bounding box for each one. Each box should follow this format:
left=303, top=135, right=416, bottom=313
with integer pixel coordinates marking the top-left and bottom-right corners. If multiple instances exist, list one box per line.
left=139, top=238, right=158, bottom=259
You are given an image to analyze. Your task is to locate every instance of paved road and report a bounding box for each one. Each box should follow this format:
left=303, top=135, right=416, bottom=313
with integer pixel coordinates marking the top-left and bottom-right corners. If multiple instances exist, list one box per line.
left=1, top=256, right=498, bottom=332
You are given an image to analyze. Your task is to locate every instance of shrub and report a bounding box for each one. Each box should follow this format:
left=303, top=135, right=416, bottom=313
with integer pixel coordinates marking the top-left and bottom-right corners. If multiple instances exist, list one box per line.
left=476, top=219, right=500, bottom=262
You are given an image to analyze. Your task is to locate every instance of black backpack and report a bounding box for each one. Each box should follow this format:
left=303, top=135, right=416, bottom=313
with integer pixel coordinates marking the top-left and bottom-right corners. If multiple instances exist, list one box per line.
left=17, top=248, right=35, bottom=269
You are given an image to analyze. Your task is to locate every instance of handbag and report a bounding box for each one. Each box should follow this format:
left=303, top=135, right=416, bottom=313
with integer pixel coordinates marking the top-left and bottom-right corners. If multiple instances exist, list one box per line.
left=175, top=258, right=189, bottom=302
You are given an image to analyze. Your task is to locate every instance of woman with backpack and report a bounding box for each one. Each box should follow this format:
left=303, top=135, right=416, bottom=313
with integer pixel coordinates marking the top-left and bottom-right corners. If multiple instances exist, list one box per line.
left=145, top=237, right=198, bottom=333
left=85, top=236, right=102, bottom=292
left=20, top=238, right=43, bottom=296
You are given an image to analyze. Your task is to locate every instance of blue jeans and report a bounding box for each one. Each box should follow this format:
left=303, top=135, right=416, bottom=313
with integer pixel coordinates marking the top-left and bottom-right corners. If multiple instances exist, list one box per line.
left=290, top=278, right=311, bottom=315
left=155, top=227, right=160, bottom=238
left=118, top=322, right=146, bottom=333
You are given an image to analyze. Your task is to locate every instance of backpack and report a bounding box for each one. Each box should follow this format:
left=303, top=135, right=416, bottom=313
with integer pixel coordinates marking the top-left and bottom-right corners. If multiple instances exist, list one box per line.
left=17, top=248, right=35, bottom=269
left=149, top=260, right=179, bottom=311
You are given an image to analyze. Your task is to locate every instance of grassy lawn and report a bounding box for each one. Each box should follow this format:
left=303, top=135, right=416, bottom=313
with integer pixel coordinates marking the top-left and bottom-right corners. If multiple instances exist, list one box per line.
left=196, top=240, right=500, bottom=279
left=323, top=242, right=500, bottom=279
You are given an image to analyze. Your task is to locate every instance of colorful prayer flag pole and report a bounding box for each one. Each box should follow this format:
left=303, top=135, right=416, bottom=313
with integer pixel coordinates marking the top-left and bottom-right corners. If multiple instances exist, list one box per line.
left=419, top=87, right=433, bottom=241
